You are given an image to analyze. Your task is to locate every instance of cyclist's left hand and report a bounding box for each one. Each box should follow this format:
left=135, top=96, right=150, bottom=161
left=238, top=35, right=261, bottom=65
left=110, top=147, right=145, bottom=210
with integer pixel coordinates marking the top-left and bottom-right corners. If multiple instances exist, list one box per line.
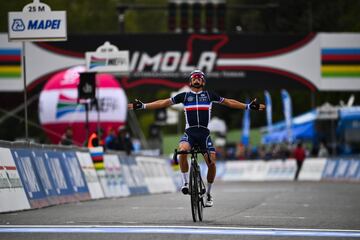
left=248, top=98, right=266, bottom=111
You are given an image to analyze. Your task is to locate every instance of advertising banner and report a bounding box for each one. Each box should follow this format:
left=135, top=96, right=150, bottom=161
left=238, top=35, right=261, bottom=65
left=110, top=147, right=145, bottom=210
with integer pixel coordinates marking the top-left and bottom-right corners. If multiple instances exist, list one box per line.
left=118, top=154, right=148, bottom=195
left=241, top=99, right=250, bottom=146
left=264, top=90, right=273, bottom=133
left=2, top=33, right=360, bottom=92
left=103, top=154, right=130, bottom=197
left=44, top=151, right=77, bottom=203
left=8, top=0, right=67, bottom=41
left=75, top=151, right=104, bottom=199
left=345, top=160, right=360, bottom=180
left=265, top=160, right=296, bottom=180
left=38, top=66, right=127, bottom=145
left=61, top=151, right=90, bottom=201
left=85, top=41, right=129, bottom=73
left=0, top=147, right=30, bottom=213
left=11, top=149, right=50, bottom=208
left=298, top=158, right=326, bottom=181
left=135, top=156, right=176, bottom=194
left=281, top=89, right=293, bottom=142
left=31, top=150, right=61, bottom=205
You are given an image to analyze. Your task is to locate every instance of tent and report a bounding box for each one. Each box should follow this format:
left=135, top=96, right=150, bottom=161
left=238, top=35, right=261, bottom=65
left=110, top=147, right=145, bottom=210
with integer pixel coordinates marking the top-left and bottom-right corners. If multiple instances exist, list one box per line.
left=262, top=110, right=317, bottom=144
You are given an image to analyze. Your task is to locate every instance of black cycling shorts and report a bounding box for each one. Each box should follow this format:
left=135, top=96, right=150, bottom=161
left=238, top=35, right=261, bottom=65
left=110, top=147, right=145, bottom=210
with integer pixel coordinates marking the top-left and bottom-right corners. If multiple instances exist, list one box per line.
left=179, top=127, right=215, bottom=152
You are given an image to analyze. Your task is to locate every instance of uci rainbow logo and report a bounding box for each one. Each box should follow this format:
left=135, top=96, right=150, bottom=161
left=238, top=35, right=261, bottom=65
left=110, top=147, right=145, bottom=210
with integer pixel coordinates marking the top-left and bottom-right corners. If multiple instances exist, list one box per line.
left=56, top=94, right=84, bottom=119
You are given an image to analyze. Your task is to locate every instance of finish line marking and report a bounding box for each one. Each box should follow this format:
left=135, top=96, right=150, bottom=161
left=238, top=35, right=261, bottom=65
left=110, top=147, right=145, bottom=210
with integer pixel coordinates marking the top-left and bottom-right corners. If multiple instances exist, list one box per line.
left=1, top=225, right=360, bottom=238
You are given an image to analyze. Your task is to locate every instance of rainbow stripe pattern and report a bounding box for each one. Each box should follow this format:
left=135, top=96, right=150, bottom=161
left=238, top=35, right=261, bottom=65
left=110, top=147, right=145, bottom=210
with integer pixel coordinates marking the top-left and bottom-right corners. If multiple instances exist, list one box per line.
left=56, top=94, right=85, bottom=119
left=89, top=56, right=107, bottom=69
left=321, top=48, right=360, bottom=78
left=0, top=49, right=21, bottom=79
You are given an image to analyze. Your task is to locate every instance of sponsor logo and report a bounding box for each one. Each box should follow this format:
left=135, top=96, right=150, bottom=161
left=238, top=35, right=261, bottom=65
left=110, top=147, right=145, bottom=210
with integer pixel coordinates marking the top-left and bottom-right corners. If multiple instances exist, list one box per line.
left=11, top=19, right=25, bottom=31
left=89, top=56, right=127, bottom=69
left=56, top=94, right=119, bottom=119
left=130, top=51, right=217, bottom=72
left=187, top=96, right=194, bottom=102
left=27, top=19, right=61, bottom=30
left=56, top=94, right=85, bottom=119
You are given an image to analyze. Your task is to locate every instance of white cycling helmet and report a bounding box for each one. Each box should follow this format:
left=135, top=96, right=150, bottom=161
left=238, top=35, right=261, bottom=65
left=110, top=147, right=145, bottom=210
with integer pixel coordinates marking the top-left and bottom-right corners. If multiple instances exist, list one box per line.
left=189, top=69, right=205, bottom=82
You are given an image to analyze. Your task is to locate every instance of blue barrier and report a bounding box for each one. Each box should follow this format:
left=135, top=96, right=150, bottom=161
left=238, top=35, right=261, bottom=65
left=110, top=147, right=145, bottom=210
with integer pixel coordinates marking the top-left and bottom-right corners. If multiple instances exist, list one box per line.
left=31, top=150, right=61, bottom=205
left=322, top=160, right=339, bottom=180
left=44, top=151, right=78, bottom=203
left=345, top=160, right=360, bottom=180
left=11, top=149, right=50, bottom=208
left=322, top=159, right=360, bottom=181
left=118, top=155, right=149, bottom=195
left=62, top=151, right=91, bottom=201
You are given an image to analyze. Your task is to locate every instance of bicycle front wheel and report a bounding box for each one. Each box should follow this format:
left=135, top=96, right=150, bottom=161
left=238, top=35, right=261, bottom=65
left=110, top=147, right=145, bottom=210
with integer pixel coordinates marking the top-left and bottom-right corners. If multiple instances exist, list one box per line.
left=197, top=172, right=204, bottom=221
left=189, top=164, right=198, bottom=222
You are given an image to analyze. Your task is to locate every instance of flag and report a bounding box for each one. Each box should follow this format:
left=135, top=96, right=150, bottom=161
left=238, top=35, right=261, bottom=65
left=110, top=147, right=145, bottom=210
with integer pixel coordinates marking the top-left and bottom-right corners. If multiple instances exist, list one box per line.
left=242, top=99, right=250, bottom=146
left=281, top=89, right=293, bottom=142
left=264, top=90, right=273, bottom=133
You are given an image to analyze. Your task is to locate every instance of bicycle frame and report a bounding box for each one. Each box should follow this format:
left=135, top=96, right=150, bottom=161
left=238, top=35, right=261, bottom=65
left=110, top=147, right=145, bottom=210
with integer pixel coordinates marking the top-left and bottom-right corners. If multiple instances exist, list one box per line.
left=174, top=147, right=208, bottom=222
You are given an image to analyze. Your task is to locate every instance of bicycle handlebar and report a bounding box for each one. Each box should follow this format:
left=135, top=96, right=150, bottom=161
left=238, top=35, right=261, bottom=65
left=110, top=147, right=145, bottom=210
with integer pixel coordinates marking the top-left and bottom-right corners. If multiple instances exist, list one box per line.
left=173, top=148, right=210, bottom=165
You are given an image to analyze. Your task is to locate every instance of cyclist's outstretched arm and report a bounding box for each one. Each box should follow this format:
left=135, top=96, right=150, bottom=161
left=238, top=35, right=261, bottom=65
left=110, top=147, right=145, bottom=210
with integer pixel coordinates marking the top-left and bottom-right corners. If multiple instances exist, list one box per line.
left=221, top=98, right=265, bottom=111
left=128, top=98, right=172, bottom=110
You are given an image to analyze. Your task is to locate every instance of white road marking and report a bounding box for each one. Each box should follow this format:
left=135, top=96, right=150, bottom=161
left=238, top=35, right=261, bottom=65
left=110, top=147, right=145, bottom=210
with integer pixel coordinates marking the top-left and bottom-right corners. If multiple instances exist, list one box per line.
left=0, top=225, right=360, bottom=238
left=243, top=215, right=306, bottom=220
left=131, top=206, right=184, bottom=210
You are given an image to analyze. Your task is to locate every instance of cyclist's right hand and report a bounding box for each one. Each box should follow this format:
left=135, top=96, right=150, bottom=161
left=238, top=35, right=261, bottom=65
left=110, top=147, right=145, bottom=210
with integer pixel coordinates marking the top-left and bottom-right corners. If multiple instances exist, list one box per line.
left=128, top=99, right=145, bottom=110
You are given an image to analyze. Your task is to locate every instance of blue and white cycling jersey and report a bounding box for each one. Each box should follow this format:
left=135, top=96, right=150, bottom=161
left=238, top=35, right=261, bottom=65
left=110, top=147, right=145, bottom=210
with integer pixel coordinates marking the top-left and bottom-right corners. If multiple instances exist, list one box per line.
left=170, top=90, right=224, bottom=129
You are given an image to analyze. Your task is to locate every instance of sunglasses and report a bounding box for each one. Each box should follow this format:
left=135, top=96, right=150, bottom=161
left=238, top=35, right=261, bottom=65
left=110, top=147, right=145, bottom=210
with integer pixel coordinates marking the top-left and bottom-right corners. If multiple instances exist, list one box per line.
left=191, top=74, right=204, bottom=80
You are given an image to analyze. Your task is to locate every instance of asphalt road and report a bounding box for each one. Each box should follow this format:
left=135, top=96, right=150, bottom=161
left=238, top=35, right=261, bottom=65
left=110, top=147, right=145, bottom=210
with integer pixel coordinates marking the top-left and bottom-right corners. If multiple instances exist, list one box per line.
left=1, top=181, right=360, bottom=240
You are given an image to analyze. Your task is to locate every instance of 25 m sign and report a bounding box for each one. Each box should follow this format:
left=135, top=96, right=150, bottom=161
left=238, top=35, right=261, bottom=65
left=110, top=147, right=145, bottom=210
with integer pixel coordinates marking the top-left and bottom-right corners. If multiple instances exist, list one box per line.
left=8, top=0, right=67, bottom=41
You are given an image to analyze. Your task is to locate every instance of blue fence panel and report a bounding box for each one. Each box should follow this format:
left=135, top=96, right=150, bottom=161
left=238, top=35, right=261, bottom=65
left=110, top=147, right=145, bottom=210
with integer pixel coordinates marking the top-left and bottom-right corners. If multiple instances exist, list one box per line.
left=118, top=155, right=148, bottom=195
left=62, top=151, right=91, bottom=201
left=31, top=150, right=61, bottom=205
left=344, top=160, right=360, bottom=181
left=334, top=159, right=351, bottom=179
left=322, top=159, right=339, bottom=180
left=44, top=151, right=77, bottom=203
left=126, top=155, right=149, bottom=195
left=11, top=149, right=50, bottom=208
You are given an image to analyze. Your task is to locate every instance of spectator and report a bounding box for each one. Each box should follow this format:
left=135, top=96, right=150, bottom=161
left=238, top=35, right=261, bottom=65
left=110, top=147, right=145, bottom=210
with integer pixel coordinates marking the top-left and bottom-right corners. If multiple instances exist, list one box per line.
left=116, top=126, right=133, bottom=155
left=318, top=142, right=329, bottom=157
left=105, top=127, right=118, bottom=150
left=60, top=126, right=73, bottom=145
left=293, top=142, right=306, bottom=181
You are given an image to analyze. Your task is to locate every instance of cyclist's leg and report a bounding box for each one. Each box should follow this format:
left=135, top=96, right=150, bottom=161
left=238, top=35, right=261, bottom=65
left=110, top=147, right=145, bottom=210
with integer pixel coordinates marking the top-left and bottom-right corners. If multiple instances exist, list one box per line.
left=179, top=141, right=191, bottom=173
left=178, top=132, right=193, bottom=194
left=203, top=134, right=216, bottom=184
left=204, top=151, right=216, bottom=183
left=202, top=134, right=216, bottom=207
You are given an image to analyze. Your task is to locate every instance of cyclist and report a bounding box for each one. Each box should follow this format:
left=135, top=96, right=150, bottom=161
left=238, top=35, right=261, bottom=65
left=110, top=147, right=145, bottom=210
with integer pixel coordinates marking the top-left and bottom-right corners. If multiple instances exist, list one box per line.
left=128, top=70, right=265, bottom=207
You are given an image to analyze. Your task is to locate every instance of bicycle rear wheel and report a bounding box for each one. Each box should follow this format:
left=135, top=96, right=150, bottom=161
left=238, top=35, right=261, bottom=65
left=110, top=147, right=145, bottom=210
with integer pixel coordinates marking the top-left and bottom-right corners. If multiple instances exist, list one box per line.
left=189, top=164, right=198, bottom=222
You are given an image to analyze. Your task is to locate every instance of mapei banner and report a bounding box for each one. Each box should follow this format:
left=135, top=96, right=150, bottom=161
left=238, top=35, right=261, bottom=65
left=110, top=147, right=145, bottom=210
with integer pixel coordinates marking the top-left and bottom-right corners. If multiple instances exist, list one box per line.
left=1, top=33, right=360, bottom=91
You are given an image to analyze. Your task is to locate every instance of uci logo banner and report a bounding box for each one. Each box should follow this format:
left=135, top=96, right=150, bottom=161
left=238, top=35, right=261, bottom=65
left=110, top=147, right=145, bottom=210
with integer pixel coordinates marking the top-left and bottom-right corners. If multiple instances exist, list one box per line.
left=8, top=0, right=67, bottom=41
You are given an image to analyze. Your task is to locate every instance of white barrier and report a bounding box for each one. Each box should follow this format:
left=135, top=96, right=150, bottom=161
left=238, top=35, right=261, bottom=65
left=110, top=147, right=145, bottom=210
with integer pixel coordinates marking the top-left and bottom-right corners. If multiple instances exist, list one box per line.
left=266, top=160, right=297, bottom=181
left=222, top=160, right=296, bottom=181
left=0, top=147, right=30, bottom=213
left=103, top=154, right=130, bottom=197
left=298, top=158, right=326, bottom=181
left=136, top=156, right=177, bottom=194
left=76, top=152, right=104, bottom=199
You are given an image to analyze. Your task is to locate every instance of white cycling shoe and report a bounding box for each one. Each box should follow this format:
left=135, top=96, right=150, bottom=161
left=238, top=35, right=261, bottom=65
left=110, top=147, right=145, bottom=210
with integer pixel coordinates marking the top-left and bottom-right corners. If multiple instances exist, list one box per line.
left=205, top=194, right=213, bottom=207
left=181, top=183, right=189, bottom=195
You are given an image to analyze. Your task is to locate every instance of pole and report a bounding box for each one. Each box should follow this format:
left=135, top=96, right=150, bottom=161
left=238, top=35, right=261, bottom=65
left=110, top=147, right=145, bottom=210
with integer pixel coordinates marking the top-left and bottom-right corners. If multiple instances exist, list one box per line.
left=22, top=41, right=28, bottom=140
left=85, top=102, right=89, bottom=143
left=95, top=98, right=100, bottom=138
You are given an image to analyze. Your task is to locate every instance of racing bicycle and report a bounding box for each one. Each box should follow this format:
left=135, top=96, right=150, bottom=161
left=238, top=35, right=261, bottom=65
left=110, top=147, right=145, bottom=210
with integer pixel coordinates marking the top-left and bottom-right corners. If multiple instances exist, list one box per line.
left=174, top=146, right=209, bottom=222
